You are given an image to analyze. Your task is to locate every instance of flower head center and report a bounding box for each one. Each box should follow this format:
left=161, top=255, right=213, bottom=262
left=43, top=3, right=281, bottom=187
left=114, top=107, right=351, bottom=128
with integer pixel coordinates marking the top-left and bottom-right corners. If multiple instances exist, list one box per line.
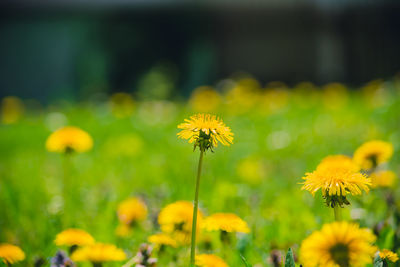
left=367, top=154, right=378, bottom=168
left=330, top=243, right=350, bottom=267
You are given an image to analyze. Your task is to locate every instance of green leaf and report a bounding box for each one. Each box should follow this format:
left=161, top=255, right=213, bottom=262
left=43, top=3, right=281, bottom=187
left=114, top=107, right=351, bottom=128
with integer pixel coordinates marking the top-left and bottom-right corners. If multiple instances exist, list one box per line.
left=240, top=254, right=252, bottom=267
left=285, top=248, right=295, bottom=267
left=376, top=227, right=395, bottom=250
left=373, top=254, right=383, bottom=267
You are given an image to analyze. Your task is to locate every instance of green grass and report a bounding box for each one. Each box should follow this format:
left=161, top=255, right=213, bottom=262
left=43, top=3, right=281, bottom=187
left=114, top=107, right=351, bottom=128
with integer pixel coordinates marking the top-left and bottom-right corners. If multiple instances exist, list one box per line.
left=1, top=84, right=400, bottom=266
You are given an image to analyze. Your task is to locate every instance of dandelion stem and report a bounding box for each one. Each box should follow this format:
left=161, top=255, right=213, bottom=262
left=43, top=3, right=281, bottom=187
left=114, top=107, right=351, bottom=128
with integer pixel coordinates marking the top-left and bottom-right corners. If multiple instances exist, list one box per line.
left=190, top=149, right=204, bottom=267
left=334, top=205, right=342, bottom=221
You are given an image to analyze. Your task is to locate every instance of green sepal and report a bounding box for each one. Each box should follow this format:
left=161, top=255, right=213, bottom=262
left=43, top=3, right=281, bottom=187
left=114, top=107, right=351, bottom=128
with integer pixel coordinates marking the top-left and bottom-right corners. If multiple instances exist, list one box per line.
left=373, top=254, right=383, bottom=267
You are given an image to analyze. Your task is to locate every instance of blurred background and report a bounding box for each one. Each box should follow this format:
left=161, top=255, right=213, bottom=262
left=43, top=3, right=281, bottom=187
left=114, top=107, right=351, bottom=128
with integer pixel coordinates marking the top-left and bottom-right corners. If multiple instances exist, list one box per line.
left=1, top=0, right=400, bottom=103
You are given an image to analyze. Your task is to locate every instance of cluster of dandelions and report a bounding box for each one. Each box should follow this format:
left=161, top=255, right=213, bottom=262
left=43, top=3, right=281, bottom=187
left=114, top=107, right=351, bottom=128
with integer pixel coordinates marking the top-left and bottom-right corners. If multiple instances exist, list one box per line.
left=299, top=139, right=398, bottom=267
left=4, top=110, right=399, bottom=267
left=12, top=114, right=246, bottom=267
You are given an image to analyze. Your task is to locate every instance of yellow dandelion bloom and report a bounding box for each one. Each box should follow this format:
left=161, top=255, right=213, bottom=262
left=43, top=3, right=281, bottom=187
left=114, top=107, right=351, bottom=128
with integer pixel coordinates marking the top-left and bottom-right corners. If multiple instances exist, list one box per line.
left=353, top=140, right=393, bottom=170
left=71, top=243, right=126, bottom=263
left=371, top=170, right=397, bottom=188
left=202, top=213, right=250, bottom=234
left=379, top=249, right=399, bottom=262
left=300, top=222, right=376, bottom=267
left=189, top=86, right=221, bottom=112
left=148, top=233, right=178, bottom=248
left=0, top=244, right=25, bottom=265
left=158, top=201, right=203, bottom=244
left=301, top=162, right=371, bottom=198
left=54, top=228, right=95, bottom=247
left=195, top=254, right=229, bottom=267
left=318, top=155, right=360, bottom=172
left=117, top=197, right=147, bottom=225
left=46, top=126, right=93, bottom=153
left=177, top=114, right=233, bottom=151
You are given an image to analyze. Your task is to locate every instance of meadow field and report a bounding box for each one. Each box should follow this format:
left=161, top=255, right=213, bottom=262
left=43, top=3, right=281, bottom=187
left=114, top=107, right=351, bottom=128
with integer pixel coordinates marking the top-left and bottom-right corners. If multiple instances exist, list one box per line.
left=1, top=77, right=400, bottom=266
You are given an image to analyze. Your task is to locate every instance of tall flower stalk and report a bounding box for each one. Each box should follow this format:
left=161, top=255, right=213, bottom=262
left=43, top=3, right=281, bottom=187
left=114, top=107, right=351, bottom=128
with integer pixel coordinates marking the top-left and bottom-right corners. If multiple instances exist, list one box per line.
left=190, top=149, right=204, bottom=265
left=177, top=114, right=233, bottom=266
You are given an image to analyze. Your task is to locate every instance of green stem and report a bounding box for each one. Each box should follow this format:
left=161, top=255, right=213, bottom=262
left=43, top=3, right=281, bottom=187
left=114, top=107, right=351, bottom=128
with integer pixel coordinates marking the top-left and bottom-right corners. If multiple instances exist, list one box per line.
left=334, top=205, right=342, bottom=221
left=190, top=149, right=204, bottom=267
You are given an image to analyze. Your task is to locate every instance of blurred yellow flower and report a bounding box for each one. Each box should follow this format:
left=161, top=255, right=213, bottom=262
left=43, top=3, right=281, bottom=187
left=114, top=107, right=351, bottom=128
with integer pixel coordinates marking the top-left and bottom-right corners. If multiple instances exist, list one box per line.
left=318, top=155, right=360, bottom=172
left=46, top=126, right=93, bottom=153
left=301, top=160, right=371, bottom=207
left=202, top=213, right=250, bottom=234
left=0, top=244, right=25, bottom=265
left=54, top=228, right=95, bottom=247
left=379, top=249, right=399, bottom=262
left=117, top=197, right=147, bottom=225
left=148, top=233, right=178, bottom=248
left=1, top=96, right=24, bottom=124
left=259, top=86, right=289, bottom=114
left=371, top=170, right=397, bottom=188
left=177, top=114, right=233, bottom=151
left=292, top=82, right=319, bottom=108
left=353, top=140, right=393, bottom=170
left=300, top=222, right=376, bottom=267
left=195, top=254, right=228, bottom=267
left=109, top=92, right=135, bottom=118
left=103, top=134, right=143, bottom=158
left=362, top=79, right=389, bottom=108
left=158, top=201, right=203, bottom=244
left=71, top=243, right=126, bottom=263
left=224, top=78, right=261, bottom=114
left=189, top=86, right=221, bottom=112
left=115, top=224, right=132, bottom=237
left=236, top=157, right=266, bottom=184
left=322, top=83, right=348, bottom=110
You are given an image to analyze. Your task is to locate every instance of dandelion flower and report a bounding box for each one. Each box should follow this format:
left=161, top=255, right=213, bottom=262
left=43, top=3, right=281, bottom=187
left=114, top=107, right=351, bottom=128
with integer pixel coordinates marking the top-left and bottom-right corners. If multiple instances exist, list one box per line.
left=300, top=222, right=376, bottom=267
left=117, top=197, right=147, bottom=225
left=46, top=126, right=93, bottom=153
left=177, top=114, right=233, bottom=151
left=353, top=140, right=393, bottom=170
left=71, top=243, right=126, bottom=263
left=0, top=244, right=25, bottom=265
left=148, top=233, right=178, bottom=248
left=158, top=201, right=203, bottom=244
left=379, top=249, right=399, bottom=262
left=301, top=160, right=371, bottom=207
left=318, top=155, right=360, bottom=172
left=371, top=170, right=397, bottom=188
left=195, top=254, right=229, bottom=267
left=202, top=213, right=250, bottom=234
left=54, top=228, right=95, bottom=247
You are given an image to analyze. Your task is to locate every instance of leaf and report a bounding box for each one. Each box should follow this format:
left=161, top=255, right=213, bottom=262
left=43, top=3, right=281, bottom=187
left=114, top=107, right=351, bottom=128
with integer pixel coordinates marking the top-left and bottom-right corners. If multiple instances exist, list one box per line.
left=240, top=254, right=252, bottom=267
left=376, top=227, right=395, bottom=250
left=373, top=254, right=383, bottom=267
left=285, top=248, right=295, bottom=267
